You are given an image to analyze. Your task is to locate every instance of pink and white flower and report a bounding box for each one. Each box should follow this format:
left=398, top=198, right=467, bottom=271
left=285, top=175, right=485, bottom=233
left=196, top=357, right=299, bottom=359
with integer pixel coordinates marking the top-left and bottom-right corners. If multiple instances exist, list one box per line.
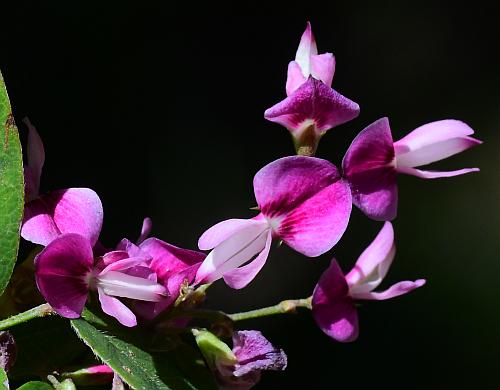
left=195, top=156, right=352, bottom=289
left=312, top=222, right=425, bottom=342
left=342, top=117, right=482, bottom=220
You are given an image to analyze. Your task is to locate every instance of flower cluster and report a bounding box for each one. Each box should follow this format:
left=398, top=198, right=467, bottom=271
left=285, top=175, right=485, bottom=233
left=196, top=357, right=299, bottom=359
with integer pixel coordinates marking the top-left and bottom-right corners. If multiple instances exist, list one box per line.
left=17, top=22, right=480, bottom=389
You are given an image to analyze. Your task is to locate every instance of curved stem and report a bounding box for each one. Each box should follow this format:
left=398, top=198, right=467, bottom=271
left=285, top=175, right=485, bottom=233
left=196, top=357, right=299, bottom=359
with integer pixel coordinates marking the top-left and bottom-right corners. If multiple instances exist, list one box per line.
left=0, top=303, right=54, bottom=330
left=228, top=297, right=312, bottom=322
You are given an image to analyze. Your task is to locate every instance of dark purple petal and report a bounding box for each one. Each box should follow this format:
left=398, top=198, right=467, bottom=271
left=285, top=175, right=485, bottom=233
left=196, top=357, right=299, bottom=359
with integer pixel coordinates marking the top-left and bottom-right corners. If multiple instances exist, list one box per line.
left=312, top=259, right=359, bottom=342
left=34, top=233, right=93, bottom=318
left=278, top=179, right=351, bottom=257
left=232, top=331, right=287, bottom=377
left=22, top=188, right=103, bottom=246
left=141, top=238, right=206, bottom=282
left=254, top=156, right=342, bottom=218
left=0, top=332, right=16, bottom=372
left=342, top=117, right=398, bottom=221
left=264, top=77, right=359, bottom=134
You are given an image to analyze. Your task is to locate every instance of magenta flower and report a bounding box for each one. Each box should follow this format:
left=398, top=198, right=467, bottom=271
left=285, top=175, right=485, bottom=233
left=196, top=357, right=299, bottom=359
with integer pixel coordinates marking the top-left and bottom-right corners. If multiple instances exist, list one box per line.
left=21, top=119, right=103, bottom=246
left=312, top=222, right=425, bottom=342
left=264, top=23, right=359, bottom=153
left=195, top=156, right=352, bottom=289
left=34, top=222, right=205, bottom=326
left=342, top=117, right=482, bottom=220
left=194, top=329, right=287, bottom=390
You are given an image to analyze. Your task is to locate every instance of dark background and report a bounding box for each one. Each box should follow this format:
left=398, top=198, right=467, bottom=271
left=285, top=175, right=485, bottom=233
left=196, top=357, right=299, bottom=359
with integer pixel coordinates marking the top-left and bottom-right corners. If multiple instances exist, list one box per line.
left=1, top=2, right=499, bottom=388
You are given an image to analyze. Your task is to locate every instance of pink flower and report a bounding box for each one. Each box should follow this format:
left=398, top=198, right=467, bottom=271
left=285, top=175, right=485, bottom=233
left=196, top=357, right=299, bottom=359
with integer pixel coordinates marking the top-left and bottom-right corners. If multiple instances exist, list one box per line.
left=342, top=117, right=482, bottom=220
left=312, top=222, right=425, bottom=342
left=34, top=219, right=205, bottom=326
left=264, top=23, right=359, bottom=153
left=195, top=156, right=352, bottom=289
left=21, top=119, right=103, bottom=246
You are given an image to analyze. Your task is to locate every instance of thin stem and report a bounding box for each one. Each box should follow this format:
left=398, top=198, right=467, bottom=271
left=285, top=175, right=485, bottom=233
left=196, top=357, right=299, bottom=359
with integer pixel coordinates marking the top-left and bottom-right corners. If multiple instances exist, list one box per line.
left=228, top=297, right=312, bottom=322
left=0, top=303, right=54, bottom=330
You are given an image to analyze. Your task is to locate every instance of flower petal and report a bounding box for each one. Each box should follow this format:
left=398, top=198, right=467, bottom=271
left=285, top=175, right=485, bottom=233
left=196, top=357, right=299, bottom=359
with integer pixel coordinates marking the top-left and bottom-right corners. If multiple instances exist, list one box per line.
left=295, top=21, right=317, bottom=78
left=278, top=179, right=352, bottom=257
left=97, top=288, right=137, bottom=327
left=396, top=166, right=479, bottom=179
left=346, top=222, right=396, bottom=294
left=264, top=77, right=360, bottom=134
left=141, top=238, right=206, bottom=281
left=24, top=118, right=45, bottom=198
left=198, top=219, right=265, bottom=251
left=223, top=230, right=273, bottom=289
left=232, top=330, right=287, bottom=377
left=34, top=233, right=93, bottom=318
left=312, top=259, right=359, bottom=342
left=285, top=61, right=307, bottom=96
left=254, top=156, right=342, bottom=217
left=195, top=220, right=269, bottom=285
left=394, top=120, right=481, bottom=168
left=137, top=217, right=152, bottom=245
left=22, top=188, right=103, bottom=246
left=354, top=279, right=426, bottom=300
left=310, top=53, right=335, bottom=87
left=342, top=117, right=398, bottom=221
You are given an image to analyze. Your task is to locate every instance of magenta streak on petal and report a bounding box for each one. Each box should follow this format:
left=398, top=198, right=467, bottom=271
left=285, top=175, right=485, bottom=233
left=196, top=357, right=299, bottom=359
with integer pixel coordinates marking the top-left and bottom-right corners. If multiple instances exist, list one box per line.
left=254, top=156, right=342, bottom=218
left=86, top=365, right=114, bottom=375
left=278, top=179, right=352, bottom=257
left=396, top=166, right=480, bottom=179
left=342, top=117, right=398, bottom=221
left=141, top=237, right=206, bottom=281
left=223, top=230, right=273, bottom=289
left=97, top=287, right=137, bottom=327
left=34, top=233, right=94, bottom=318
left=312, top=259, right=359, bottom=342
left=353, top=279, right=426, bottom=300
left=346, top=221, right=395, bottom=291
left=264, top=77, right=360, bottom=134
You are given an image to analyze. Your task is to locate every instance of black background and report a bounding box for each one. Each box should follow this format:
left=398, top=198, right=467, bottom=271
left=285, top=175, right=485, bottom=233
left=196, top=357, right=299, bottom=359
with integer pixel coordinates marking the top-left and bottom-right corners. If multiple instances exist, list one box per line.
left=1, top=2, right=499, bottom=388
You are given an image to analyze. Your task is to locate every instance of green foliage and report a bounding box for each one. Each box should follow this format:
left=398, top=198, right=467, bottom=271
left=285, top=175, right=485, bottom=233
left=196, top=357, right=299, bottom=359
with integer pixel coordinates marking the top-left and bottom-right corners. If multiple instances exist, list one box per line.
left=0, top=71, right=24, bottom=297
left=71, top=310, right=217, bottom=390
left=0, top=367, right=8, bottom=389
left=16, top=381, right=53, bottom=390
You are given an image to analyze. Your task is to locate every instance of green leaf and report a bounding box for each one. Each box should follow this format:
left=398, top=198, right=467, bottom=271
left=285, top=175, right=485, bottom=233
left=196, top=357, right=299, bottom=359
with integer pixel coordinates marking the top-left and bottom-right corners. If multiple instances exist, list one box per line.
left=0, top=366, right=8, bottom=389
left=16, top=381, right=53, bottom=390
left=71, top=317, right=217, bottom=390
left=0, top=70, right=24, bottom=296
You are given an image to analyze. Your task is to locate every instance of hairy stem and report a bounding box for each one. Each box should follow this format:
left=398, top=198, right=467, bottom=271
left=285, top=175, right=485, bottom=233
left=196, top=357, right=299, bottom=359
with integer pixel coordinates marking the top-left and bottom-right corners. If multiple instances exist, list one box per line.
left=0, top=303, right=54, bottom=330
left=228, top=297, right=312, bottom=322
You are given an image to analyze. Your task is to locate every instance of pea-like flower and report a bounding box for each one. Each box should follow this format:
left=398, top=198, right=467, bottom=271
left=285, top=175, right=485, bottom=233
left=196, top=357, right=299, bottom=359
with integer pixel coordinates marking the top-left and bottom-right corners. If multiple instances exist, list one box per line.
left=264, top=23, right=359, bottom=154
left=34, top=222, right=205, bottom=326
left=21, top=119, right=103, bottom=246
left=342, top=117, right=482, bottom=220
left=195, top=156, right=352, bottom=289
left=194, top=329, right=287, bottom=390
left=312, top=222, right=425, bottom=342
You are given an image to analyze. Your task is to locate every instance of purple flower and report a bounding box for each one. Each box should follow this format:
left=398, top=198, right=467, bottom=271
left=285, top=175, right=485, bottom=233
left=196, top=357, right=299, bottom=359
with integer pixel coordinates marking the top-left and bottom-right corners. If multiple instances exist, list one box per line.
left=264, top=23, right=359, bottom=152
left=34, top=220, right=205, bottom=326
left=195, top=156, right=352, bottom=289
left=312, top=222, right=425, bottom=342
left=0, top=331, right=16, bottom=373
left=194, top=329, right=287, bottom=390
left=342, top=117, right=482, bottom=220
left=21, top=119, right=103, bottom=246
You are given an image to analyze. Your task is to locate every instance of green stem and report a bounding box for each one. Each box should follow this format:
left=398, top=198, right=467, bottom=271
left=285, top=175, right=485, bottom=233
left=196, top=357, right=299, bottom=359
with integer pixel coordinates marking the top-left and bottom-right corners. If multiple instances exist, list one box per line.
left=0, top=303, right=54, bottom=330
left=228, top=297, right=312, bottom=322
